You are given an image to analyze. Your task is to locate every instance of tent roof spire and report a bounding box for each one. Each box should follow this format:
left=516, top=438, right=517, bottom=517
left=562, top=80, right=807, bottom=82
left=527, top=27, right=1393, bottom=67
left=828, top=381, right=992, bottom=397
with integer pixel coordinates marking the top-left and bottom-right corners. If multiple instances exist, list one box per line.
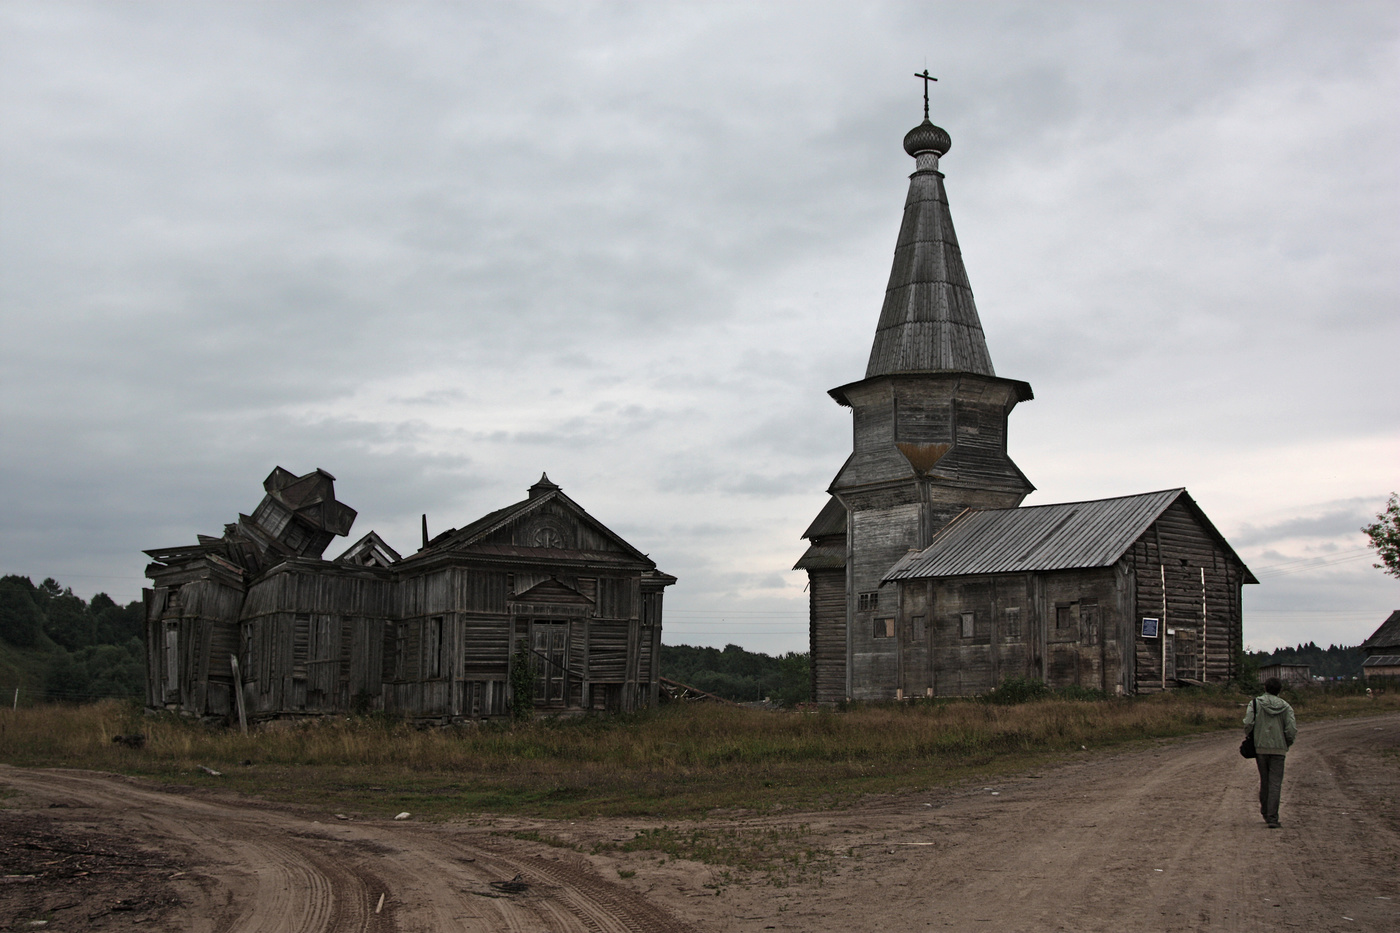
left=865, top=87, right=995, bottom=379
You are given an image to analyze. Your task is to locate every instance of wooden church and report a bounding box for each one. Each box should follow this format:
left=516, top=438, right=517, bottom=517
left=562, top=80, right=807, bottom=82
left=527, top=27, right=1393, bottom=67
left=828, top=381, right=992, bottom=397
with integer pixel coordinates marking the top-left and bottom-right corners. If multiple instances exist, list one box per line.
left=144, top=469, right=674, bottom=722
left=796, top=103, right=1255, bottom=701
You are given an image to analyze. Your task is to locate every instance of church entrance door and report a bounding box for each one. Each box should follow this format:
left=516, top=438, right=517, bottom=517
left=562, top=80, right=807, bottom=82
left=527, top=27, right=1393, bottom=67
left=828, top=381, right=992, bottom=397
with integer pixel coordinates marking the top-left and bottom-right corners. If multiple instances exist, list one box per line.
left=531, top=621, right=570, bottom=706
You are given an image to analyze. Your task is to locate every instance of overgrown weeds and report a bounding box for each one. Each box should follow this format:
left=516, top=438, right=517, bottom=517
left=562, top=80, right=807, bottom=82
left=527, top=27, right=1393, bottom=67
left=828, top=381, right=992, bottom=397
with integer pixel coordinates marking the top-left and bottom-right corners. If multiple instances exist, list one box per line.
left=1, top=691, right=1394, bottom=820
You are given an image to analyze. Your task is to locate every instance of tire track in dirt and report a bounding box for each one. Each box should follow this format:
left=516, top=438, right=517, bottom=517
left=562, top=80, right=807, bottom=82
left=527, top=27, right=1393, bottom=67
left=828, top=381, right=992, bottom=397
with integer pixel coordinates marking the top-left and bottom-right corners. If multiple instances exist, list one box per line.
left=462, top=837, right=702, bottom=933
left=0, top=764, right=700, bottom=933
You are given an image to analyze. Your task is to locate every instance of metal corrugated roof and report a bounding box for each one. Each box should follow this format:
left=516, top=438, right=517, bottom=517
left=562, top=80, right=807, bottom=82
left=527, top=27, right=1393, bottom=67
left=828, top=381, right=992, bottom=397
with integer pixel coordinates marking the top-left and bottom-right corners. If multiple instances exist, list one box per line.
left=1362, top=655, right=1400, bottom=667
left=884, top=489, right=1186, bottom=581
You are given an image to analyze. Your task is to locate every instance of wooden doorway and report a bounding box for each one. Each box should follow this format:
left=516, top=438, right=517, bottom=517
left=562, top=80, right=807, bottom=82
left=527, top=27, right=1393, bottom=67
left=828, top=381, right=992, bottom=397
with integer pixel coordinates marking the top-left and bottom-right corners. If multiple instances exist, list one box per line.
left=531, top=621, right=569, bottom=705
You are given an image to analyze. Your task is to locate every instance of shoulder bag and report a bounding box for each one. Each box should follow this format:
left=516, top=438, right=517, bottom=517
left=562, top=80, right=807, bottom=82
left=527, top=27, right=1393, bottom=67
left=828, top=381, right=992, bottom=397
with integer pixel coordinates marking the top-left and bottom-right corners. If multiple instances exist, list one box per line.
left=1239, top=698, right=1257, bottom=759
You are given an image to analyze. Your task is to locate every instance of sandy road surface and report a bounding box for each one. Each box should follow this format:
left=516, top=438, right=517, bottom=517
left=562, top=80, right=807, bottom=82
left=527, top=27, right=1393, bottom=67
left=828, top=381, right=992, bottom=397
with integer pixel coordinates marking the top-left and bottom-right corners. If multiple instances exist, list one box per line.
left=2, top=712, right=1397, bottom=932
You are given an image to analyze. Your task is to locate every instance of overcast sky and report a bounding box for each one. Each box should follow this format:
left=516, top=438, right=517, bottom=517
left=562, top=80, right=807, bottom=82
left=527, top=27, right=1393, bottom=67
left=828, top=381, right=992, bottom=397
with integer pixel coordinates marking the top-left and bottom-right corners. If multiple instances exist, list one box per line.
left=2, top=1, right=1396, bottom=656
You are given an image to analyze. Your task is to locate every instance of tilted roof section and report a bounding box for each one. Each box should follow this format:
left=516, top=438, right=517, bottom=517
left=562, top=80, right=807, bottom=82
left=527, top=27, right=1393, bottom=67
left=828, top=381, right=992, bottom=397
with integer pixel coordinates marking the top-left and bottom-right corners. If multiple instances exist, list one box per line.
left=802, top=496, right=847, bottom=540
left=884, top=489, right=1256, bottom=582
left=1361, top=609, right=1400, bottom=650
left=865, top=120, right=995, bottom=379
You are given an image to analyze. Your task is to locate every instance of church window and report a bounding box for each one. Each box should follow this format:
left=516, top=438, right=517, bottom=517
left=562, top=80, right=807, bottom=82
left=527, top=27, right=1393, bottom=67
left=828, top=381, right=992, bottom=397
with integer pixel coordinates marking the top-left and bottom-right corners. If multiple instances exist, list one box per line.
left=960, top=611, right=975, bottom=638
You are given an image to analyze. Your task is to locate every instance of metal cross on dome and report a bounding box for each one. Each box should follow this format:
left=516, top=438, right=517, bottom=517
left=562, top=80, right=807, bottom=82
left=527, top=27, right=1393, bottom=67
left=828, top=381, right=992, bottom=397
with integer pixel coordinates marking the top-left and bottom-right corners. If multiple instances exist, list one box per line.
left=915, top=69, right=937, bottom=119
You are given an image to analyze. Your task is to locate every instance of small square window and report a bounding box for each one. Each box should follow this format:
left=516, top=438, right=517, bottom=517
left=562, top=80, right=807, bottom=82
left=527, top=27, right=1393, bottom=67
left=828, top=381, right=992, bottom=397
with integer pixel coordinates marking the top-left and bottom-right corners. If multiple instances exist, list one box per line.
left=874, top=618, right=894, bottom=639
left=858, top=592, right=879, bottom=612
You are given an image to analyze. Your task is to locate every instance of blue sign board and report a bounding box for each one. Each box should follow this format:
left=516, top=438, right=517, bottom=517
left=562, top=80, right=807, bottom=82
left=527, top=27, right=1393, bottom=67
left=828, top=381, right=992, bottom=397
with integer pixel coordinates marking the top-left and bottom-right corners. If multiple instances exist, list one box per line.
left=1141, top=617, right=1159, bottom=638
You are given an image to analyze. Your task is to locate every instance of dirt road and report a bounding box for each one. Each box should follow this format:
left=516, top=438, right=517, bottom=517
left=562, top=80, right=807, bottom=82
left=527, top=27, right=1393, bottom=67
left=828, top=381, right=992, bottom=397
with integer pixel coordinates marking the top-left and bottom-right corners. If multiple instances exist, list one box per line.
left=3, top=712, right=1397, bottom=932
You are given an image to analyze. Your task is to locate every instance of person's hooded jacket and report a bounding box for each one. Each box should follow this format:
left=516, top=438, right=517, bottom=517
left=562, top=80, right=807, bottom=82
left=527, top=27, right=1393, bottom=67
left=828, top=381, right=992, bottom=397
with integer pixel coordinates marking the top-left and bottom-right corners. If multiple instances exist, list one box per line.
left=1243, top=694, right=1297, bottom=755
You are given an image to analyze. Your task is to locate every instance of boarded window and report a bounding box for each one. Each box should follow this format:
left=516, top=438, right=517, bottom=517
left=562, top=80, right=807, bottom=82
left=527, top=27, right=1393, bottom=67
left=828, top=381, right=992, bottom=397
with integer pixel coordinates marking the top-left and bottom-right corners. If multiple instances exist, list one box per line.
left=292, top=613, right=311, bottom=680
left=858, top=592, right=879, bottom=612
left=163, top=621, right=179, bottom=699
left=427, top=616, right=445, bottom=678
left=241, top=626, right=256, bottom=683
left=1055, top=603, right=1079, bottom=634
left=1081, top=602, right=1100, bottom=646
left=312, top=616, right=335, bottom=662
left=961, top=612, right=975, bottom=638
left=873, top=618, right=894, bottom=639
left=912, top=614, right=926, bottom=641
left=1004, top=607, right=1021, bottom=639
left=597, top=578, right=634, bottom=619
left=393, top=622, right=410, bottom=681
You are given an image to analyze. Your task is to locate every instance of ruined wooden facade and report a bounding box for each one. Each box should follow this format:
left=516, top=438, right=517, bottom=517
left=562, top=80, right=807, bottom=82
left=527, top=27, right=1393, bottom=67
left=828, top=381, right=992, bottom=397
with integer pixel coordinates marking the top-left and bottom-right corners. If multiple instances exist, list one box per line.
left=797, top=111, right=1253, bottom=700
left=145, top=470, right=674, bottom=722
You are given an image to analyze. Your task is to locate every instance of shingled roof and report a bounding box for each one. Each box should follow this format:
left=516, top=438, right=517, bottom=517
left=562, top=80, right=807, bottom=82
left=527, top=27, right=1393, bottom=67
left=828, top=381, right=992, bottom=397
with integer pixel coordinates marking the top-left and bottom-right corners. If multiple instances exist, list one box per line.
left=1361, top=610, right=1400, bottom=652
left=883, top=488, right=1256, bottom=583
left=864, top=119, right=995, bottom=380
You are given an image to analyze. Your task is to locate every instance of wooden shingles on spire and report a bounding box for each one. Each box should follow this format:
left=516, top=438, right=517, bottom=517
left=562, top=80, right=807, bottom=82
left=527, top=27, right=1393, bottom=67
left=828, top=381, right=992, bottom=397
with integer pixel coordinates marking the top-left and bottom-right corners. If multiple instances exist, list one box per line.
left=866, top=143, right=994, bottom=379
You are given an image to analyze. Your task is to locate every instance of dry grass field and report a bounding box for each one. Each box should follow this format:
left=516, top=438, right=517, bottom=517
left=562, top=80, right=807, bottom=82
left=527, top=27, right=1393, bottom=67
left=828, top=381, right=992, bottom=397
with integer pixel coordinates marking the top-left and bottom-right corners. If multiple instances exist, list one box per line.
left=1, top=687, right=1393, bottom=820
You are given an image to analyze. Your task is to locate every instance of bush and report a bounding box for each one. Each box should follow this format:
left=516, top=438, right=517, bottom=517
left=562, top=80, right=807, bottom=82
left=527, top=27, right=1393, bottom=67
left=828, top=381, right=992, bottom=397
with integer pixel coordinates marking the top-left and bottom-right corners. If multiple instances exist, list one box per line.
left=984, top=676, right=1050, bottom=705
left=510, top=641, right=534, bottom=722
left=1057, top=684, right=1109, bottom=702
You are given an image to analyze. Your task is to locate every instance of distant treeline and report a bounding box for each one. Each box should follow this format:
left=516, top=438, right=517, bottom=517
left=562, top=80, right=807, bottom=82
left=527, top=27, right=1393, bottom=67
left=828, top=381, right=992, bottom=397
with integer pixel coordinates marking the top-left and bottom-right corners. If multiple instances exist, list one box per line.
left=1247, top=642, right=1362, bottom=680
left=661, top=643, right=809, bottom=706
left=0, top=575, right=145, bottom=704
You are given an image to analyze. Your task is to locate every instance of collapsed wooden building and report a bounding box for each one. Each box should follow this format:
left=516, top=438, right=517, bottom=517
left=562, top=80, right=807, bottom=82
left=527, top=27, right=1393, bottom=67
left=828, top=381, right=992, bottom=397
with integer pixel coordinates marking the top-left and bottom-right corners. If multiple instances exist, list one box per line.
left=144, top=468, right=675, bottom=722
left=796, top=105, right=1255, bottom=700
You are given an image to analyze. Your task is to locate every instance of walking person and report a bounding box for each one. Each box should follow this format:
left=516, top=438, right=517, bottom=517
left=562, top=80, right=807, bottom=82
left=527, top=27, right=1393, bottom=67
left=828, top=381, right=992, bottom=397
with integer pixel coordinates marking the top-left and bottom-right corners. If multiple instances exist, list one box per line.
left=1244, top=677, right=1297, bottom=828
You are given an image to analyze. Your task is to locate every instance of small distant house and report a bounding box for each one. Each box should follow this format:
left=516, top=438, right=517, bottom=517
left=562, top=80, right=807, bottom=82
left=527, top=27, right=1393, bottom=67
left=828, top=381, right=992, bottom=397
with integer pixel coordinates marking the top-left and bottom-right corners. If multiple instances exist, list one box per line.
left=144, top=469, right=675, bottom=723
left=1257, top=663, right=1311, bottom=688
left=1360, top=610, right=1400, bottom=680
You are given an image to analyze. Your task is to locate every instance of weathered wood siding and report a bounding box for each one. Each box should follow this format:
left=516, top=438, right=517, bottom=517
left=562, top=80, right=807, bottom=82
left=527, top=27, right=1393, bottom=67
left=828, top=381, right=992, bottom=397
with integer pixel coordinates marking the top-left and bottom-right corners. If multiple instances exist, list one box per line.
left=905, top=567, right=1128, bottom=696
left=1127, top=501, right=1242, bottom=692
left=238, top=564, right=395, bottom=717
left=146, top=480, right=672, bottom=722
left=829, top=374, right=1033, bottom=701
left=145, top=577, right=244, bottom=715
left=893, top=499, right=1245, bottom=697
left=808, top=569, right=846, bottom=703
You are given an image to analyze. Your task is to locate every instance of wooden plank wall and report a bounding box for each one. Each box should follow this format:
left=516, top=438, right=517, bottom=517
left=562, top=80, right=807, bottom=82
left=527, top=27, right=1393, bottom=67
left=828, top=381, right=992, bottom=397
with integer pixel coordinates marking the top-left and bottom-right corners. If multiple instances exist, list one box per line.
left=916, top=568, right=1127, bottom=696
left=808, top=570, right=846, bottom=703
left=1129, top=502, right=1242, bottom=693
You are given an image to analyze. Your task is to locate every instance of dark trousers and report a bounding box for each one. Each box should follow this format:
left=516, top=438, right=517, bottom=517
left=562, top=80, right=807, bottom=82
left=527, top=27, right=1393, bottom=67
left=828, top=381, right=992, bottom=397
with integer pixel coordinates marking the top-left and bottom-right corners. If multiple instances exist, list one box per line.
left=1256, top=753, right=1286, bottom=825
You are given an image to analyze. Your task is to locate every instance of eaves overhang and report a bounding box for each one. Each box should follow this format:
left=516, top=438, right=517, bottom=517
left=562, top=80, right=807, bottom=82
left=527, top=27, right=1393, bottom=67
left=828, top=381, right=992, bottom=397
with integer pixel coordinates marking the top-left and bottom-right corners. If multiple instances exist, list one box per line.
left=828, top=371, right=1034, bottom=408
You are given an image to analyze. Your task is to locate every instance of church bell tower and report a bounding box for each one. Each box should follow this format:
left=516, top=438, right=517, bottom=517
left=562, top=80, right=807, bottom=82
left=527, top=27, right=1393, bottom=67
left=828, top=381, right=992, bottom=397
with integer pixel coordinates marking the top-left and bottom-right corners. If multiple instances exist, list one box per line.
left=797, top=83, right=1035, bottom=702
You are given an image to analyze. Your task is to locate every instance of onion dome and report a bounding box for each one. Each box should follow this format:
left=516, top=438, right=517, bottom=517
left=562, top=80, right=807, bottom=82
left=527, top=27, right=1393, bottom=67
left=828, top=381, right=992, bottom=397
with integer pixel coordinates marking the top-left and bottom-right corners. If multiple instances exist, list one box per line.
left=903, top=119, right=951, bottom=158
